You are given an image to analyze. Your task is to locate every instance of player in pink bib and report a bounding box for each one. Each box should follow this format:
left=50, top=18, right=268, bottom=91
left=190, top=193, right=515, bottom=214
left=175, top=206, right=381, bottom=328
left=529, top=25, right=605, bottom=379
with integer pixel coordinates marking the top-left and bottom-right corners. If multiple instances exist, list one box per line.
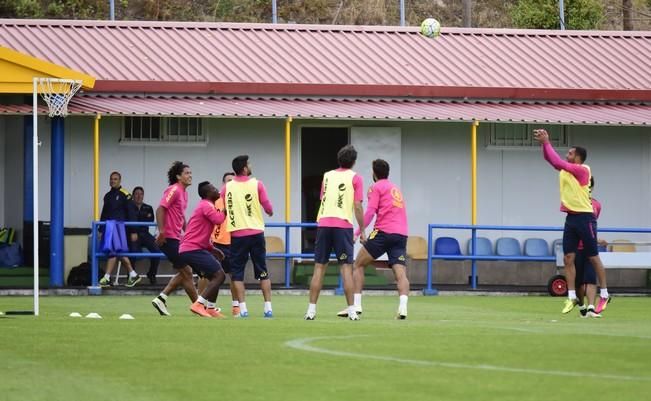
left=339, top=159, right=410, bottom=319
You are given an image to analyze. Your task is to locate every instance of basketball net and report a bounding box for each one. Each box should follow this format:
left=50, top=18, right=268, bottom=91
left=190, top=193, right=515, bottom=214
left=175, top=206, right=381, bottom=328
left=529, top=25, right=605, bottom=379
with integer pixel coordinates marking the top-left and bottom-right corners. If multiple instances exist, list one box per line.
left=37, top=78, right=82, bottom=117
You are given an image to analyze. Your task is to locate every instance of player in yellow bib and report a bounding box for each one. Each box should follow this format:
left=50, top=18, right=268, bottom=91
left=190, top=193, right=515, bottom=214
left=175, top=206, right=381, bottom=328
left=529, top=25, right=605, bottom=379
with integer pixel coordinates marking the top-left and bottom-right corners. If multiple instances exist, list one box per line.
left=304, top=145, right=366, bottom=321
left=534, top=129, right=610, bottom=314
left=221, top=155, right=274, bottom=318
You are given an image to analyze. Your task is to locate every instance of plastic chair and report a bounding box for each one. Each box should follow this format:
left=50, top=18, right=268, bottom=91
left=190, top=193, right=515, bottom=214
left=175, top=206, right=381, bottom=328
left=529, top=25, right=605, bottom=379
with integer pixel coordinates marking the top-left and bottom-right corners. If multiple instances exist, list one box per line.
left=265, top=236, right=285, bottom=257
left=495, top=237, right=521, bottom=256
left=406, top=236, right=428, bottom=260
left=434, top=237, right=462, bottom=255
left=551, top=239, right=563, bottom=255
left=467, top=237, right=493, bottom=255
left=524, top=238, right=550, bottom=257
left=609, top=239, right=636, bottom=252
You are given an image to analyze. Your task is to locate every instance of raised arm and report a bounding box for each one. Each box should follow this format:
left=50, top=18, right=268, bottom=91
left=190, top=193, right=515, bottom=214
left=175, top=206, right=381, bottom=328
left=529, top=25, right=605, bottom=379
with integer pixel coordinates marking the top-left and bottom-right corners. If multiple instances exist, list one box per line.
left=258, top=181, right=273, bottom=217
left=534, top=129, right=590, bottom=183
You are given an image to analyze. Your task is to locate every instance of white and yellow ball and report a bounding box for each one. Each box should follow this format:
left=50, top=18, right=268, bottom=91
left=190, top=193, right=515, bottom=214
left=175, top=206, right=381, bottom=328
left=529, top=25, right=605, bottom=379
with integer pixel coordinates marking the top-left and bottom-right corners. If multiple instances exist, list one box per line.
left=420, top=18, right=441, bottom=38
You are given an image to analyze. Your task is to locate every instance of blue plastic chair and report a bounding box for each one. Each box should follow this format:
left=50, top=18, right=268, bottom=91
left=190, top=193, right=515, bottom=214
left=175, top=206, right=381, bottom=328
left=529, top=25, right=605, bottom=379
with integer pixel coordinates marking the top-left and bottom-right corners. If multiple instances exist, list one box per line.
left=434, top=237, right=462, bottom=255
left=467, top=237, right=493, bottom=255
left=524, top=238, right=550, bottom=257
left=495, top=237, right=521, bottom=256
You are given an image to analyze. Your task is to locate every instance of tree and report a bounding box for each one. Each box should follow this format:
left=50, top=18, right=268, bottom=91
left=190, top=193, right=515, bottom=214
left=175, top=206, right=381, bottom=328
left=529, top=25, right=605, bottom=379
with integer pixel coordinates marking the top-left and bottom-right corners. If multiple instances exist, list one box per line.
left=511, top=0, right=603, bottom=29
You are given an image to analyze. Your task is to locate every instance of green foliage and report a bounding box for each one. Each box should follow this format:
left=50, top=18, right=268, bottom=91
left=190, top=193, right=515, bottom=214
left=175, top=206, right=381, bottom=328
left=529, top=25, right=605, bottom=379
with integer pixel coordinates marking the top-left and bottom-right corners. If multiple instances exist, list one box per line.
left=511, top=0, right=603, bottom=29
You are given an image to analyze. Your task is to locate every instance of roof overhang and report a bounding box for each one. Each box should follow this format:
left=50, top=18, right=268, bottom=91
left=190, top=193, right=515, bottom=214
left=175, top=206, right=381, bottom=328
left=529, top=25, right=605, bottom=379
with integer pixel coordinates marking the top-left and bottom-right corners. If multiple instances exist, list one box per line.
left=91, top=81, right=651, bottom=102
left=0, top=46, right=95, bottom=93
left=1, top=95, right=649, bottom=126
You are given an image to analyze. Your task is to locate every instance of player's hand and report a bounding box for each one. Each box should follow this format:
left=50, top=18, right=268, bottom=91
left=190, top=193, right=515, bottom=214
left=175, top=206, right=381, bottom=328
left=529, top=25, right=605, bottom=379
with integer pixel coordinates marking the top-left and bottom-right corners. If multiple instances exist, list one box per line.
left=130, top=233, right=138, bottom=242
left=533, top=129, right=549, bottom=144
left=155, top=233, right=166, bottom=246
left=598, top=239, right=608, bottom=247
left=211, top=247, right=225, bottom=261
left=359, top=231, right=367, bottom=245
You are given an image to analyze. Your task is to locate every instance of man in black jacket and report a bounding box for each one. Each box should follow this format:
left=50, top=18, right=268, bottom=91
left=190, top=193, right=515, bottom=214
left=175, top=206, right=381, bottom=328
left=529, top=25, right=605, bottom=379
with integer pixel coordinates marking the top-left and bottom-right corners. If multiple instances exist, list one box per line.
left=129, top=186, right=161, bottom=284
left=99, top=172, right=142, bottom=287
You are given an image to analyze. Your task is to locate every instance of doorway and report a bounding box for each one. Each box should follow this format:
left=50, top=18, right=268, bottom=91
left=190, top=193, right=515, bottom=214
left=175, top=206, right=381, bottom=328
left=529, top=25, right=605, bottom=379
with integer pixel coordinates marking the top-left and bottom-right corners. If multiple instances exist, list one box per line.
left=301, top=127, right=349, bottom=253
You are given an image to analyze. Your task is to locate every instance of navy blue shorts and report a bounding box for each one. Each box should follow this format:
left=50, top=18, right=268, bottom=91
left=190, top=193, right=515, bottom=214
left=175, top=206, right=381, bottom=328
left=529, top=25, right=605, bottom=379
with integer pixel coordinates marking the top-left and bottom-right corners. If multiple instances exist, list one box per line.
left=574, top=249, right=597, bottom=286
left=213, top=243, right=231, bottom=274
left=179, top=250, right=222, bottom=278
left=363, top=230, right=408, bottom=267
left=159, top=238, right=185, bottom=269
left=230, top=233, right=268, bottom=281
left=315, top=227, right=353, bottom=264
left=563, top=213, right=599, bottom=257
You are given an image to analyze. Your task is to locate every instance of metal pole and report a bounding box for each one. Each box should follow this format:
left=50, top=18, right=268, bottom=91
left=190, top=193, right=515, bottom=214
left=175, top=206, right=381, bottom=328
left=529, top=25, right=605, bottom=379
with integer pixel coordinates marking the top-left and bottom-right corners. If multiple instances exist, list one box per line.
left=109, top=0, right=115, bottom=20
left=50, top=117, right=64, bottom=287
left=94, top=114, right=101, bottom=220
left=32, top=78, right=39, bottom=316
left=399, top=0, right=405, bottom=26
left=559, top=0, right=565, bottom=30
left=272, top=0, right=277, bottom=23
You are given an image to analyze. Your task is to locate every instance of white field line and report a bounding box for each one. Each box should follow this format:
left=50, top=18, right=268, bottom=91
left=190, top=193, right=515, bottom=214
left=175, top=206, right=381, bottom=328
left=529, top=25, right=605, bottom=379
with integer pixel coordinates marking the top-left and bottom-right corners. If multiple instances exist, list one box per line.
left=285, top=335, right=651, bottom=382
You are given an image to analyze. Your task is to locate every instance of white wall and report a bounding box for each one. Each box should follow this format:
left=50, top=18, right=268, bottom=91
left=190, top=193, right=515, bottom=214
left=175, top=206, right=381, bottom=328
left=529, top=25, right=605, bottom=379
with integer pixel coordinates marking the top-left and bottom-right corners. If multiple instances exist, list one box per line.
left=2, top=115, right=650, bottom=253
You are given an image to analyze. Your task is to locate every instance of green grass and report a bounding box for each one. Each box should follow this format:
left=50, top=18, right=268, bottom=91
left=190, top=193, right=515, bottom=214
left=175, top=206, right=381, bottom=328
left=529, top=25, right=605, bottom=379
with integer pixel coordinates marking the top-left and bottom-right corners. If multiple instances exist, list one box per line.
left=1, top=295, right=650, bottom=401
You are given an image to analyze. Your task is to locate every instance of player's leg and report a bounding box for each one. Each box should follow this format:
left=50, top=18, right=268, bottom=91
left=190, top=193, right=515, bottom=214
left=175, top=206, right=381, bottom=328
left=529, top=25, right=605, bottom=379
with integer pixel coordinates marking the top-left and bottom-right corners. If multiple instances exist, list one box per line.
left=335, top=228, right=357, bottom=320
left=580, top=215, right=610, bottom=313
left=186, top=250, right=226, bottom=318
left=251, top=234, right=273, bottom=317
left=575, top=250, right=587, bottom=317
left=216, top=244, right=239, bottom=316
left=338, top=246, right=373, bottom=317
left=305, top=227, right=332, bottom=320
left=141, top=232, right=160, bottom=284
left=121, top=256, right=142, bottom=287
left=561, top=215, right=580, bottom=313
left=229, top=237, right=249, bottom=317
left=389, top=234, right=409, bottom=319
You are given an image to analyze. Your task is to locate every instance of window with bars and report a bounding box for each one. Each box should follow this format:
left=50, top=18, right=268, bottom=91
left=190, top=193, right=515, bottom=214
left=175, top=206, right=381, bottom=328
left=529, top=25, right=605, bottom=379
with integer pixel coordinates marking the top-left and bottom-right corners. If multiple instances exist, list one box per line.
left=486, top=124, right=568, bottom=149
left=121, top=117, right=207, bottom=144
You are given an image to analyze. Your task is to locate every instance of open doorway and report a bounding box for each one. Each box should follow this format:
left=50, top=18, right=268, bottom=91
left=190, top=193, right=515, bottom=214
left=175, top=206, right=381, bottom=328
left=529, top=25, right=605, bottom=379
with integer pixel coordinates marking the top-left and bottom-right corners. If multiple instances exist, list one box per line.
left=301, top=127, right=349, bottom=253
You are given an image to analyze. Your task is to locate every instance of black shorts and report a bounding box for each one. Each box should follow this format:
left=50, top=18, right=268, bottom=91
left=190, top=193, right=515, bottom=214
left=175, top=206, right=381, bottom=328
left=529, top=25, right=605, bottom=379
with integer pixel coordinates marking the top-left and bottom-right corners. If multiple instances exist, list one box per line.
left=574, top=250, right=597, bottom=287
left=159, top=238, right=185, bottom=269
left=230, top=233, right=268, bottom=282
left=179, top=250, right=222, bottom=278
left=363, top=230, right=408, bottom=267
left=563, top=213, right=599, bottom=257
left=213, top=243, right=231, bottom=274
left=315, top=227, right=353, bottom=264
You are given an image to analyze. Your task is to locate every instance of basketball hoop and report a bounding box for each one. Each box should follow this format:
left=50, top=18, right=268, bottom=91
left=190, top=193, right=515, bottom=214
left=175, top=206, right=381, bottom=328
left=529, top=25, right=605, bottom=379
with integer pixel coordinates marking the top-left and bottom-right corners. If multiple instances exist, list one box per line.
left=36, top=78, right=82, bottom=117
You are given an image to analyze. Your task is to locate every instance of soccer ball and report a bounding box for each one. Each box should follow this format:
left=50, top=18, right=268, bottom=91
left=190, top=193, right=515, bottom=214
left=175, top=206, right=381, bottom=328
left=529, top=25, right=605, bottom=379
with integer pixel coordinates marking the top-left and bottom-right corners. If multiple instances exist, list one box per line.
left=420, top=18, right=441, bottom=38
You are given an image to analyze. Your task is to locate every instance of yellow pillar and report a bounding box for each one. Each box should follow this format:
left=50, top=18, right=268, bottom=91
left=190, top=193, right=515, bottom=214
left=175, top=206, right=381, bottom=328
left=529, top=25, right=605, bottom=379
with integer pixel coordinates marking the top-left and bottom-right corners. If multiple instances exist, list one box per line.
left=93, top=114, right=101, bottom=220
left=471, top=120, right=479, bottom=224
left=284, top=116, right=293, bottom=222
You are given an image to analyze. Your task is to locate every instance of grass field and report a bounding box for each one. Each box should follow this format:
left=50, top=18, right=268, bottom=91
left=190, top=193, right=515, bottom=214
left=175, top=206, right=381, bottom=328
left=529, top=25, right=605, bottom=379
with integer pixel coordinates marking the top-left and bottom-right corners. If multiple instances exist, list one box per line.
left=1, top=294, right=650, bottom=401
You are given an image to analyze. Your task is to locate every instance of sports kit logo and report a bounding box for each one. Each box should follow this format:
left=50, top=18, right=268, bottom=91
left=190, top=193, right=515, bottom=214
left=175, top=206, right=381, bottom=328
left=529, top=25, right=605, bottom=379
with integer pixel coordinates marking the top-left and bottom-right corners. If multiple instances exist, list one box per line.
left=337, top=183, right=346, bottom=208
left=339, top=253, right=347, bottom=261
left=227, top=192, right=236, bottom=227
left=391, top=187, right=404, bottom=208
left=245, top=193, right=253, bottom=216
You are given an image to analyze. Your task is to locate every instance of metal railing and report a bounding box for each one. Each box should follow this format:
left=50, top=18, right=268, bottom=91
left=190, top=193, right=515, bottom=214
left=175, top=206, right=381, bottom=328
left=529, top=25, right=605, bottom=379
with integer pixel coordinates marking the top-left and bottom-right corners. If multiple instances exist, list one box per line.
left=424, top=224, right=651, bottom=295
left=90, top=221, right=341, bottom=290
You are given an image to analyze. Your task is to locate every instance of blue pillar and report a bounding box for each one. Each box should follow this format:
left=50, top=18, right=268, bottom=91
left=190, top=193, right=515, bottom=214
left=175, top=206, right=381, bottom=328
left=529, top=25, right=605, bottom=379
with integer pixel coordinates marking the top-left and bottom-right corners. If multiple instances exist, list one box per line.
left=50, top=117, right=64, bottom=287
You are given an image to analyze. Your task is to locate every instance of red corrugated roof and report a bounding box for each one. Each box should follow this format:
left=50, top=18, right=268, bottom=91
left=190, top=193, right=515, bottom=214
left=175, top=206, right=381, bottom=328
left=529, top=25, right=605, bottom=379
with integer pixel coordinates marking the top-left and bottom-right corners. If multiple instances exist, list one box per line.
left=1, top=19, right=650, bottom=101
left=1, top=95, right=648, bottom=125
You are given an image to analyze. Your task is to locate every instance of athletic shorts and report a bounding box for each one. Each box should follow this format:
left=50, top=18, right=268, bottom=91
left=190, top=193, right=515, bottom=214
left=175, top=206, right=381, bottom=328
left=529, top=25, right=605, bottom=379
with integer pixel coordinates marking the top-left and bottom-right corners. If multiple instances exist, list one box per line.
left=159, top=238, right=185, bottom=269
left=230, top=233, right=268, bottom=282
left=179, top=249, right=222, bottom=278
left=574, top=250, right=597, bottom=287
left=563, top=213, right=599, bottom=257
left=314, top=227, right=353, bottom=264
left=213, top=243, right=231, bottom=274
left=363, top=230, right=408, bottom=267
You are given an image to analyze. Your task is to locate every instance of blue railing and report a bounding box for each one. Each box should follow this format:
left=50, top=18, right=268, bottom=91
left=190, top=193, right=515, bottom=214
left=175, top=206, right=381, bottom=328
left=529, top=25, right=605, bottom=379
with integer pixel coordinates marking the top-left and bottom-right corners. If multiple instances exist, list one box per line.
left=91, top=221, right=341, bottom=290
left=425, top=224, right=651, bottom=295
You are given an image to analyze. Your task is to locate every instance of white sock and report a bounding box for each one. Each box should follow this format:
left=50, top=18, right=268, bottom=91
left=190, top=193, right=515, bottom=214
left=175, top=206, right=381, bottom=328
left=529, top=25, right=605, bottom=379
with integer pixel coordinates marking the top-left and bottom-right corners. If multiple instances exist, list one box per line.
left=197, top=296, right=207, bottom=305
left=103, top=274, right=110, bottom=280
left=207, top=302, right=216, bottom=309
left=240, top=302, right=248, bottom=313
left=588, top=304, right=595, bottom=310
left=348, top=305, right=357, bottom=315
left=307, top=303, right=316, bottom=314
left=264, top=301, right=272, bottom=312
left=353, top=293, right=362, bottom=309
left=232, top=300, right=240, bottom=307
left=600, top=288, right=609, bottom=298
left=399, top=295, right=408, bottom=309
left=568, top=290, right=577, bottom=300
left=129, top=270, right=138, bottom=278
left=158, top=293, right=168, bottom=301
